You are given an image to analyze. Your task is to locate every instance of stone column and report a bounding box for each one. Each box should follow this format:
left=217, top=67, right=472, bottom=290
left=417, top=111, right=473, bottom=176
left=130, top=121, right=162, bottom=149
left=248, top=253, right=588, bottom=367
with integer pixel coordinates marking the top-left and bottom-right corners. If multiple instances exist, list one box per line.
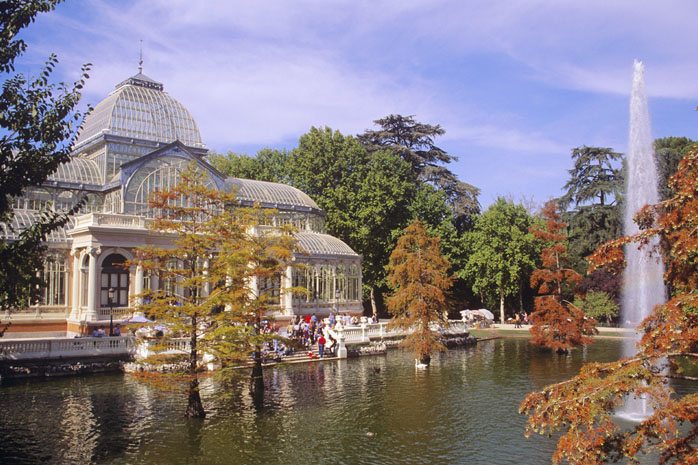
left=283, top=264, right=294, bottom=316
left=70, top=249, right=81, bottom=318
left=86, top=247, right=100, bottom=322
left=134, top=264, right=144, bottom=306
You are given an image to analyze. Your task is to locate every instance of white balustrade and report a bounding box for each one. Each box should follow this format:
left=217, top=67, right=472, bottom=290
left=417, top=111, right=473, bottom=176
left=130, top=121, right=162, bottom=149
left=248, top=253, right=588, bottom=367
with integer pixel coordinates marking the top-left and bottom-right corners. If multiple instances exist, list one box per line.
left=0, top=336, right=136, bottom=361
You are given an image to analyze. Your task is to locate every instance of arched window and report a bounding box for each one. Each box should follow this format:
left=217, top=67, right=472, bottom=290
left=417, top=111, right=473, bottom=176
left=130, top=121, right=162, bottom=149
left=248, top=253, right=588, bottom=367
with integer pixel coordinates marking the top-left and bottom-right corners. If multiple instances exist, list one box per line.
left=100, top=254, right=129, bottom=307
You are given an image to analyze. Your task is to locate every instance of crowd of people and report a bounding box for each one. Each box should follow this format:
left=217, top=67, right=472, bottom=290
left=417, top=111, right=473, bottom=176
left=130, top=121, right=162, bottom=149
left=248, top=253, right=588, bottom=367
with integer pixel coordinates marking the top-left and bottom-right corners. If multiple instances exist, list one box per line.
left=258, top=312, right=378, bottom=360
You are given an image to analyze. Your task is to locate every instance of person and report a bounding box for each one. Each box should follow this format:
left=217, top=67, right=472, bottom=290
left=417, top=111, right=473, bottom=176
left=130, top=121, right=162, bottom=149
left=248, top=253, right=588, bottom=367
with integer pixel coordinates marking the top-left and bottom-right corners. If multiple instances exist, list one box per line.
left=92, top=327, right=100, bottom=337
left=329, top=312, right=336, bottom=328
left=113, top=324, right=121, bottom=336
left=97, top=326, right=106, bottom=337
left=317, top=333, right=326, bottom=358
left=514, top=313, right=521, bottom=328
left=523, top=312, right=529, bottom=325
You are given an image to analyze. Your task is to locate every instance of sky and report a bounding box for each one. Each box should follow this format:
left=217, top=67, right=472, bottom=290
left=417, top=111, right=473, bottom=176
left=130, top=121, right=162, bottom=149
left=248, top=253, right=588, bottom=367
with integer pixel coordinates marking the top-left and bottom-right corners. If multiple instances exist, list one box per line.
left=17, top=0, right=698, bottom=209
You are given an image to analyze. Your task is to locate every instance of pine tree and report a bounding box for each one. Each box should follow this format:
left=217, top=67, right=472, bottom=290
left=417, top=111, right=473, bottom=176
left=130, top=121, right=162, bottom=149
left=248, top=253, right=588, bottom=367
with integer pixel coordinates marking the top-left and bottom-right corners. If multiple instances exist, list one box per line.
left=387, top=220, right=453, bottom=366
left=529, top=201, right=597, bottom=353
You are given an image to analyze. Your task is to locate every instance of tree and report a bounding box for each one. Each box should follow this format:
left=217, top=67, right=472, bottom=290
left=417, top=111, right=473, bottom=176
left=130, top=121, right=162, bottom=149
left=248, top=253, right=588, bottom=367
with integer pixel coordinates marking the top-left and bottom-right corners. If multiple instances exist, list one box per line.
left=529, top=201, right=597, bottom=353
left=386, top=220, right=453, bottom=366
left=520, top=146, right=698, bottom=464
left=288, top=127, right=416, bottom=315
left=559, top=146, right=624, bottom=274
left=208, top=148, right=291, bottom=184
left=135, top=164, right=297, bottom=417
left=461, top=198, right=538, bottom=323
left=0, top=0, right=90, bottom=314
left=572, top=290, right=618, bottom=326
left=654, top=136, right=695, bottom=201
left=359, top=114, right=480, bottom=231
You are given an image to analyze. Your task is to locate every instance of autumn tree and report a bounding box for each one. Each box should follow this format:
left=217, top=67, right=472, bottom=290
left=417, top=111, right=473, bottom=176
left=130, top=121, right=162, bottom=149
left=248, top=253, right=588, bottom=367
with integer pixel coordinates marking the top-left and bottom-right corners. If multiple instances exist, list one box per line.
left=520, top=146, right=698, bottom=464
left=0, top=0, right=90, bottom=314
left=461, top=198, right=538, bottom=323
left=529, top=201, right=597, bottom=353
left=387, top=220, right=453, bottom=366
left=135, top=164, right=297, bottom=417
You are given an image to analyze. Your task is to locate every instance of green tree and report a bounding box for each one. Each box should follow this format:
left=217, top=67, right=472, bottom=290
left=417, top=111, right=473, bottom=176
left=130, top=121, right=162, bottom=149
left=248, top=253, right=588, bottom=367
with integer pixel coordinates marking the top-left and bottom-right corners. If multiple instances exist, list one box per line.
left=288, top=127, right=415, bottom=315
left=559, top=146, right=624, bottom=274
left=572, top=290, right=618, bottom=326
left=387, top=220, right=453, bottom=366
left=208, top=148, right=291, bottom=184
left=654, top=136, right=695, bottom=201
left=461, top=198, right=538, bottom=323
left=0, top=0, right=90, bottom=316
left=359, top=114, right=480, bottom=231
left=135, top=164, right=297, bottom=417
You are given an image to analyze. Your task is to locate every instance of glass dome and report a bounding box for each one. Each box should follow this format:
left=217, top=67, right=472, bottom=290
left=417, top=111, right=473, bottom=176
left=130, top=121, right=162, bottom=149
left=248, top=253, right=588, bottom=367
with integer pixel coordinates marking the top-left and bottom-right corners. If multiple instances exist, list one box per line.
left=229, top=178, right=321, bottom=212
left=75, top=73, right=204, bottom=148
left=295, top=231, right=359, bottom=258
left=48, top=157, right=102, bottom=185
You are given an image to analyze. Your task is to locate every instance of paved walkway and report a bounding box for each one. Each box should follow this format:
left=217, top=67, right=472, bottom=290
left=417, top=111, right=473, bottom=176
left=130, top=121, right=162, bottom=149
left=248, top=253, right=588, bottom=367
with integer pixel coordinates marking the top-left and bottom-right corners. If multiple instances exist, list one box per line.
left=475, top=324, right=635, bottom=336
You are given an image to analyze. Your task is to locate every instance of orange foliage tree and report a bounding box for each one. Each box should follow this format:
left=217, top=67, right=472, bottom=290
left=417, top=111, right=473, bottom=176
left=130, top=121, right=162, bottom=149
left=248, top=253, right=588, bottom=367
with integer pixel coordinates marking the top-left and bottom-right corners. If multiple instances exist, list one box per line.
left=520, top=147, right=698, bottom=464
left=387, top=220, right=453, bottom=366
left=529, top=201, right=597, bottom=353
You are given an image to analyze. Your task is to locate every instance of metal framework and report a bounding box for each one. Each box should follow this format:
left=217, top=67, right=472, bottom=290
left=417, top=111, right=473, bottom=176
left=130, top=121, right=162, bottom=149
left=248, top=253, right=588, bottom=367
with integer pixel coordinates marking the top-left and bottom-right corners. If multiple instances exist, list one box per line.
left=75, top=73, right=204, bottom=149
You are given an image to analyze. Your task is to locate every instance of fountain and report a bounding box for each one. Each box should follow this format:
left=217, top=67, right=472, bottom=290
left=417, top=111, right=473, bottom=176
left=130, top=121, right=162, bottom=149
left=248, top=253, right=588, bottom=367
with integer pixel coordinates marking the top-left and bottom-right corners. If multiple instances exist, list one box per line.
left=619, top=60, right=666, bottom=420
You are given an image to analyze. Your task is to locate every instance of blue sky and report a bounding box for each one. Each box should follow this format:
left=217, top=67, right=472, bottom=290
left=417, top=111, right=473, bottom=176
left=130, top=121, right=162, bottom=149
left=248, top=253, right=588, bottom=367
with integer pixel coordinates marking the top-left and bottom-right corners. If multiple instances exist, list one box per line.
left=17, top=0, right=698, bottom=209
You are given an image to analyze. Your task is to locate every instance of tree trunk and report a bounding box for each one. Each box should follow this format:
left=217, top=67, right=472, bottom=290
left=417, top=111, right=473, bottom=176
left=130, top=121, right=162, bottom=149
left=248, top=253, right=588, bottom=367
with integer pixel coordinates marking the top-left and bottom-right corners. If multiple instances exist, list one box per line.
left=186, top=318, right=205, bottom=418
left=250, top=350, right=264, bottom=407
left=186, top=377, right=206, bottom=418
left=500, top=289, right=505, bottom=324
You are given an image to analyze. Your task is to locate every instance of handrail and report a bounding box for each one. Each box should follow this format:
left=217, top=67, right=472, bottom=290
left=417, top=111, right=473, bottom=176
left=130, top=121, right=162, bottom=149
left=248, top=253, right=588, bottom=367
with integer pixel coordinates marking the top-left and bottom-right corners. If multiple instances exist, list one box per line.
left=0, top=336, right=136, bottom=361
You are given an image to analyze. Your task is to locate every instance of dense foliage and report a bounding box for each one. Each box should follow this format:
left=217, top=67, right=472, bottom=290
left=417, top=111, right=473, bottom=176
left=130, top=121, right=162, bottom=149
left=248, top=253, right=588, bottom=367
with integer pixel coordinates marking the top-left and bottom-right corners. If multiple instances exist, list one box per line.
left=559, top=146, right=624, bottom=274
left=573, top=290, right=618, bottom=326
left=0, top=0, right=90, bottom=313
left=359, top=114, right=480, bottom=231
left=520, top=146, right=698, bottom=464
left=461, top=198, right=538, bottom=322
left=387, top=220, right=453, bottom=365
left=529, top=201, right=597, bottom=353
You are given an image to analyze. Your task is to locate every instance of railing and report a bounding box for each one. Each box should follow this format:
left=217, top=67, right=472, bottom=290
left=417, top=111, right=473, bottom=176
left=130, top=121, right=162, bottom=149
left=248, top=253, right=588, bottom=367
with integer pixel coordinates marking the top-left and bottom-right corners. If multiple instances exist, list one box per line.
left=97, top=307, right=133, bottom=318
left=335, top=320, right=469, bottom=345
left=136, top=337, right=191, bottom=359
left=73, top=213, right=147, bottom=229
left=0, top=336, right=136, bottom=361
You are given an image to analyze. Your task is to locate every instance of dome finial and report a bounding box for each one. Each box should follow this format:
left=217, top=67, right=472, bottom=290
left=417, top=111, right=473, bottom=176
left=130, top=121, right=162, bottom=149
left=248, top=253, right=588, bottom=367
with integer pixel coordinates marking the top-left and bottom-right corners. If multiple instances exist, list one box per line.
left=138, top=39, right=143, bottom=74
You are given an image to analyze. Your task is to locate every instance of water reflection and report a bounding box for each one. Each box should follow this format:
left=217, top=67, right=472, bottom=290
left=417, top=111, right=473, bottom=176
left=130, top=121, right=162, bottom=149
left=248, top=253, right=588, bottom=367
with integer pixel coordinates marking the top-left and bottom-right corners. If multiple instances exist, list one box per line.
left=2, top=339, right=682, bottom=465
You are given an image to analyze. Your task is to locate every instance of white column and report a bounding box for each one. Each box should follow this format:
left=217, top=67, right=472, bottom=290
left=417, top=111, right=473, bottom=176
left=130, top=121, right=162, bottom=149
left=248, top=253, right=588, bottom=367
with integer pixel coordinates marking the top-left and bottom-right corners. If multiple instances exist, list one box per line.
left=283, top=264, right=293, bottom=315
left=134, top=264, right=144, bottom=306
left=70, top=250, right=80, bottom=318
left=86, top=247, right=100, bottom=321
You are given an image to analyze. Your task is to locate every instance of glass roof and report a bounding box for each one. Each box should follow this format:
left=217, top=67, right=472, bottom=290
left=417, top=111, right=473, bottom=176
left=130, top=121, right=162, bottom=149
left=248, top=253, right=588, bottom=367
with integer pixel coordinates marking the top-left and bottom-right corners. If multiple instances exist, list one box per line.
left=75, top=73, right=203, bottom=148
left=0, top=210, right=71, bottom=242
left=48, top=157, right=102, bottom=185
left=229, top=178, right=320, bottom=211
left=295, top=231, right=359, bottom=258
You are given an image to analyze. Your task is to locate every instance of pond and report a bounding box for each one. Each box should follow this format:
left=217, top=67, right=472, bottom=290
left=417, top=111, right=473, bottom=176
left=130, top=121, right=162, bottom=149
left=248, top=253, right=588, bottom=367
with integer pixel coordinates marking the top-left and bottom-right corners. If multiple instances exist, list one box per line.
left=0, top=338, right=685, bottom=465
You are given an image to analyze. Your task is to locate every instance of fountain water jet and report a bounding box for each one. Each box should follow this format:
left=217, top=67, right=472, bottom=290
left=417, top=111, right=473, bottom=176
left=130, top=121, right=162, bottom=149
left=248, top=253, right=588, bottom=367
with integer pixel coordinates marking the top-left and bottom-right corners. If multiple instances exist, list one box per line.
left=618, top=60, right=666, bottom=421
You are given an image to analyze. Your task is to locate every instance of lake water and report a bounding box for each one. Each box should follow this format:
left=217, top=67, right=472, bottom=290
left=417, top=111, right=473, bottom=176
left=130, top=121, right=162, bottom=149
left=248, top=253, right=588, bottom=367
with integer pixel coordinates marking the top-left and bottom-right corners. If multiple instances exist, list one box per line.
left=0, top=338, right=673, bottom=464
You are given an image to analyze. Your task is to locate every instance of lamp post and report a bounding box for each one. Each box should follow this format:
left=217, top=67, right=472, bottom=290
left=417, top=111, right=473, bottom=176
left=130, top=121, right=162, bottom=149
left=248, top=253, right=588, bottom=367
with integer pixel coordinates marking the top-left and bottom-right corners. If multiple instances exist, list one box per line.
left=108, top=287, right=115, bottom=337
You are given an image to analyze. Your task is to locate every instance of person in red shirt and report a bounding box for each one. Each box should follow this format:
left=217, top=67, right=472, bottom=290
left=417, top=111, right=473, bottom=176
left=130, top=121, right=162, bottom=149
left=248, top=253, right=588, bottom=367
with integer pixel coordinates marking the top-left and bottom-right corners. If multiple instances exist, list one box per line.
left=317, top=334, right=326, bottom=358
